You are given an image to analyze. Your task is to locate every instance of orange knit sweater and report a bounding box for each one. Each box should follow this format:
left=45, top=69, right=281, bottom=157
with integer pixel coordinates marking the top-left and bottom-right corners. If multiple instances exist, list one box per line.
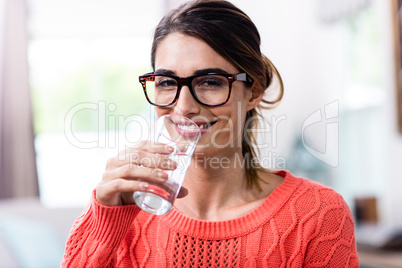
left=61, top=171, right=359, bottom=267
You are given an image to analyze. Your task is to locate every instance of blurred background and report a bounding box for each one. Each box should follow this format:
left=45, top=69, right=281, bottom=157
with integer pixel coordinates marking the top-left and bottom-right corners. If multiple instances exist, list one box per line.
left=1, top=0, right=402, bottom=267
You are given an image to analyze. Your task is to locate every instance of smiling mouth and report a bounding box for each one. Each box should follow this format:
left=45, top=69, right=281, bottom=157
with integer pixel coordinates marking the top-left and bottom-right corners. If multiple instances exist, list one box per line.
left=176, top=124, right=199, bottom=131
left=175, top=121, right=217, bottom=131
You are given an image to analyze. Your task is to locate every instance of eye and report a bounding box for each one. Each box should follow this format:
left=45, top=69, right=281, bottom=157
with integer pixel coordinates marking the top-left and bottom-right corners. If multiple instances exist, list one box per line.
left=202, top=79, right=221, bottom=87
left=196, top=76, right=225, bottom=88
left=155, top=77, right=177, bottom=88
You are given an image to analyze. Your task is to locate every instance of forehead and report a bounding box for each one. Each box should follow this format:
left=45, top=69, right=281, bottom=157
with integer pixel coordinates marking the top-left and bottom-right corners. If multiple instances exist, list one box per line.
left=154, top=33, right=239, bottom=75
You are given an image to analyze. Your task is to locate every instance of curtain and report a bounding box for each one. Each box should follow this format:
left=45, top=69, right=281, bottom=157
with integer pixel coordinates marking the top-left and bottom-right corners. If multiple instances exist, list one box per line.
left=0, top=0, right=39, bottom=198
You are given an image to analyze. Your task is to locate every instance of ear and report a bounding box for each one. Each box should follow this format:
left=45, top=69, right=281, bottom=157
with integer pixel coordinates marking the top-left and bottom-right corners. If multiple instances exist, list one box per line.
left=246, top=83, right=264, bottom=112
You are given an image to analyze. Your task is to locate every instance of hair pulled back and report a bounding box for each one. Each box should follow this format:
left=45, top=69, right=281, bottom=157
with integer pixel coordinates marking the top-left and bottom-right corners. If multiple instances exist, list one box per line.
left=151, top=0, right=284, bottom=189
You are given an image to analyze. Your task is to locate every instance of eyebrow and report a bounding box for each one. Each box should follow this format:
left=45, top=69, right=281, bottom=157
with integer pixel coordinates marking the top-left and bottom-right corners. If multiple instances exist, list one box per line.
left=154, top=69, right=175, bottom=75
left=154, top=68, right=229, bottom=76
left=194, top=68, right=228, bottom=75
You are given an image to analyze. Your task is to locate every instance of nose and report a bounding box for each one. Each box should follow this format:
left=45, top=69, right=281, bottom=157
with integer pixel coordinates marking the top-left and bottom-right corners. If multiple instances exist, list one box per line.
left=174, top=85, right=200, bottom=116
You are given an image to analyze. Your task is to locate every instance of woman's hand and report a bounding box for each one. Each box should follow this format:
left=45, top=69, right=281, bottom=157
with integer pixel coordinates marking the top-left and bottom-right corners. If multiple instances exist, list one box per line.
left=96, top=140, right=188, bottom=206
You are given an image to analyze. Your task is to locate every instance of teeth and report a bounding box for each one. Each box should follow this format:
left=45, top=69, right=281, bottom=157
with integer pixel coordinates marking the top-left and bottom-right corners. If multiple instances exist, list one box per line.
left=199, top=123, right=210, bottom=129
left=199, top=123, right=212, bottom=129
left=178, top=124, right=198, bottom=131
left=177, top=122, right=213, bottom=130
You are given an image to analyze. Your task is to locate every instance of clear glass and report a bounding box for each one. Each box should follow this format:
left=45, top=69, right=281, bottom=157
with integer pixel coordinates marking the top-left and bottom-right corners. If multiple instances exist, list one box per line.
left=133, top=114, right=201, bottom=215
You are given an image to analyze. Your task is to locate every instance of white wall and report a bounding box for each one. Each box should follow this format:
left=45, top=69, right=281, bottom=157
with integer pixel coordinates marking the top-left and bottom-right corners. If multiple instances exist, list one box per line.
left=379, top=0, right=402, bottom=227
left=238, top=0, right=402, bottom=227
left=238, top=0, right=347, bottom=175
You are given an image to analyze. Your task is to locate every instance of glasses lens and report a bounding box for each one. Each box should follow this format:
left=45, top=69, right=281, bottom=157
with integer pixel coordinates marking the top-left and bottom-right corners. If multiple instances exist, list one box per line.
left=192, top=75, right=230, bottom=105
left=145, top=76, right=178, bottom=106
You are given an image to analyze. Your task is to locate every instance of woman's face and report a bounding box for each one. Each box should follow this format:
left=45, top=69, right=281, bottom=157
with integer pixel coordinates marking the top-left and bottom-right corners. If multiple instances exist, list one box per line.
left=154, top=33, right=261, bottom=158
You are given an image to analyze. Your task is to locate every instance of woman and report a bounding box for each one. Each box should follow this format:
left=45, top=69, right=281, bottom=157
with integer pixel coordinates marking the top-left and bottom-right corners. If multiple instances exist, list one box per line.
left=62, top=0, right=359, bottom=267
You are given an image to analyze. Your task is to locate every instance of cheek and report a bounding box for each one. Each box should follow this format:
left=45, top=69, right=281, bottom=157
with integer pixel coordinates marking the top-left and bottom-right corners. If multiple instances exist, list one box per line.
left=213, top=108, right=246, bottom=140
left=155, top=107, right=172, bottom=118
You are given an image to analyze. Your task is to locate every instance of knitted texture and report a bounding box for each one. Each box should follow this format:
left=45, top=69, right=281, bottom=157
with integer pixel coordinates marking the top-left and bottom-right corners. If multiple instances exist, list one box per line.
left=61, top=171, right=359, bottom=267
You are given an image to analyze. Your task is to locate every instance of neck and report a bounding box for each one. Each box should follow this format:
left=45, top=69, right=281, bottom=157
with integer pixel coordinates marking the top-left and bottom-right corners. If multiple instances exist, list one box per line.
left=175, top=151, right=252, bottom=220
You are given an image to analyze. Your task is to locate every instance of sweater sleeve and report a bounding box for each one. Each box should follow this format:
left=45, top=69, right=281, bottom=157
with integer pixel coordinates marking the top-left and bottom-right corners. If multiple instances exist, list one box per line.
left=303, top=189, right=359, bottom=268
left=61, top=191, right=142, bottom=268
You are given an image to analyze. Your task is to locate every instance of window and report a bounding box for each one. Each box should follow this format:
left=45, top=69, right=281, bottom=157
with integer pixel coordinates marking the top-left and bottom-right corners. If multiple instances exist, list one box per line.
left=29, top=0, right=164, bottom=207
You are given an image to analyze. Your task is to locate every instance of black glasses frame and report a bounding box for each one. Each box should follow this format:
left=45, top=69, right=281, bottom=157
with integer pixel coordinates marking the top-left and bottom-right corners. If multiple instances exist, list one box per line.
left=139, top=72, right=253, bottom=107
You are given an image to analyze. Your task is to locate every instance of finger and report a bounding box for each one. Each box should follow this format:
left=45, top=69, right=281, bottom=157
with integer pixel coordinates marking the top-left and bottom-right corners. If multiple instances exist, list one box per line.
left=126, top=150, right=178, bottom=170
left=103, top=164, right=169, bottom=184
left=96, top=179, right=149, bottom=206
left=107, top=150, right=178, bottom=170
left=118, top=140, right=174, bottom=157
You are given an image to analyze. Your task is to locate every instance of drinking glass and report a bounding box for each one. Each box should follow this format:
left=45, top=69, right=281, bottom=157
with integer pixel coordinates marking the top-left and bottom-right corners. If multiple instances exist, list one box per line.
left=133, top=114, right=201, bottom=215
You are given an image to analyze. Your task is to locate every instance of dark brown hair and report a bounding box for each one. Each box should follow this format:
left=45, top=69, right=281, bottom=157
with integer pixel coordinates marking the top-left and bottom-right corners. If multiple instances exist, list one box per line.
left=151, top=0, right=284, bottom=190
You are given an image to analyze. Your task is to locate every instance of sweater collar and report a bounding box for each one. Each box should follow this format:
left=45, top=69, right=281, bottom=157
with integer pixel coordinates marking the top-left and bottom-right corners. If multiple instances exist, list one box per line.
left=160, top=170, right=302, bottom=240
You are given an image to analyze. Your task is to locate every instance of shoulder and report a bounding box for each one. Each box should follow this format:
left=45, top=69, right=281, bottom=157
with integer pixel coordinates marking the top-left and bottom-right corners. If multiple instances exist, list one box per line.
left=285, top=170, right=347, bottom=205
left=273, top=170, right=353, bottom=221
left=273, top=171, right=356, bottom=245
left=280, top=173, right=359, bottom=266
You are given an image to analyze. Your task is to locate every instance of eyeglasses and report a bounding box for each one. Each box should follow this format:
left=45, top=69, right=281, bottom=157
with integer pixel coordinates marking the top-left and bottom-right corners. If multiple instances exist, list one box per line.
left=139, top=72, right=253, bottom=107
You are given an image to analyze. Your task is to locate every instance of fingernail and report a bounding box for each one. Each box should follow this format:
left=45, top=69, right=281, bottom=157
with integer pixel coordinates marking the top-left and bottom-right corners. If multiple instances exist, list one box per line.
left=164, top=145, right=174, bottom=152
left=157, top=171, right=168, bottom=180
left=168, top=161, right=177, bottom=169
left=139, top=182, right=149, bottom=190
